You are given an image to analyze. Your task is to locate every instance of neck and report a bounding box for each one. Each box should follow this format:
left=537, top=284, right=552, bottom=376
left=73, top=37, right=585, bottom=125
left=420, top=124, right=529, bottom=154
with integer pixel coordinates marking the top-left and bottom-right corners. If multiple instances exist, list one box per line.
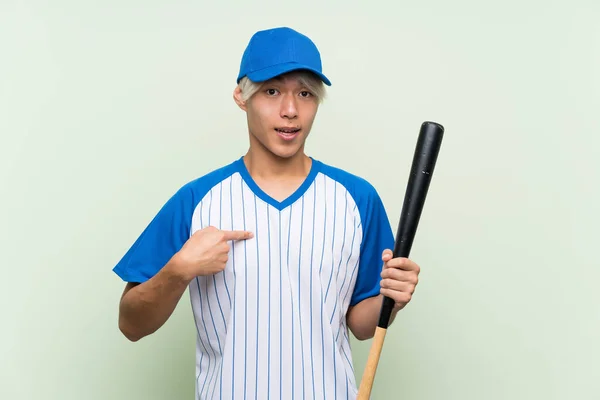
left=243, top=146, right=311, bottom=180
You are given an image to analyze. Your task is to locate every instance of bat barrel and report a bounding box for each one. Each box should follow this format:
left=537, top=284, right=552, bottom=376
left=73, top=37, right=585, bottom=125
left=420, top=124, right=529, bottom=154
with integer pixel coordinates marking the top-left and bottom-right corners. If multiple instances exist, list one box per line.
left=378, top=121, right=444, bottom=329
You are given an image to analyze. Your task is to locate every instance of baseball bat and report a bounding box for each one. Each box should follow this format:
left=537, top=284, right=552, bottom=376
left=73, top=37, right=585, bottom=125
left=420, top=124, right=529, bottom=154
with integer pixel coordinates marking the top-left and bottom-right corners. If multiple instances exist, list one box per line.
left=357, top=121, right=444, bottom=399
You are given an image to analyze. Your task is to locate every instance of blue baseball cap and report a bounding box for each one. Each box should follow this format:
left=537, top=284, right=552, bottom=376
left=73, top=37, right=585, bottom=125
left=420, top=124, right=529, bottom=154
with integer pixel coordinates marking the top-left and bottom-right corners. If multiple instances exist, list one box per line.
left=237, top=27, right=331, bottom=86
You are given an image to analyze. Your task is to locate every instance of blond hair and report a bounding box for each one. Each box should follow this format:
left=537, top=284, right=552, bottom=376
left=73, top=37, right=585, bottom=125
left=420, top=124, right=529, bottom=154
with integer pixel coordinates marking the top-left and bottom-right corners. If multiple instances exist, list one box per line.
left=238, top=70, right=327, bottom=103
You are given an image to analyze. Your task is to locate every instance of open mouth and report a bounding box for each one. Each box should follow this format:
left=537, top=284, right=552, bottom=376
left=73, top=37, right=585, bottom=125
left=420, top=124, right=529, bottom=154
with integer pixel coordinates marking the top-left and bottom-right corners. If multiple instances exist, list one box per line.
left=275, top=127, right=301, bottom=140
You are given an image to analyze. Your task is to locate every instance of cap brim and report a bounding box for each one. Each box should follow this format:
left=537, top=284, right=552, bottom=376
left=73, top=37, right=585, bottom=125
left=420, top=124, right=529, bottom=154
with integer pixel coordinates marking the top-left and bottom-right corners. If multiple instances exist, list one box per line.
left=245, top=62, right=332, bottom=86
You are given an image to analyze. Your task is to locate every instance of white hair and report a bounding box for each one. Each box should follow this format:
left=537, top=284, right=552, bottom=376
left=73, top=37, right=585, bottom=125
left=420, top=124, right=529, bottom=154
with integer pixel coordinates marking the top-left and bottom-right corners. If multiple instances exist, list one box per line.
left=238, top=70, right=327, bottom=103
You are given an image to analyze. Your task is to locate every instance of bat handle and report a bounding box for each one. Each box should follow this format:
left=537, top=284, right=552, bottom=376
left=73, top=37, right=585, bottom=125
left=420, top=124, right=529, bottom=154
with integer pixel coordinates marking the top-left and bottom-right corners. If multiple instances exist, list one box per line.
left=356, top=326, right=388, bottom=399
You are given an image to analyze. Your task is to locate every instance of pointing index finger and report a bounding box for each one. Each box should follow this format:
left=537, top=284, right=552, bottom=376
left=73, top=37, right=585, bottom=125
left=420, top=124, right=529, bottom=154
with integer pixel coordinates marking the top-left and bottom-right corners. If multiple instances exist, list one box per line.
left=221, top=230, right=254, bottom=241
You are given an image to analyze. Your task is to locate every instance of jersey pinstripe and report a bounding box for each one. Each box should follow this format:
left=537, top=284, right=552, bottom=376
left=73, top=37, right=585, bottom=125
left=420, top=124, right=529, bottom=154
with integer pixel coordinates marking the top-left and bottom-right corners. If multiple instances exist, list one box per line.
left=113, top=157, right=394, bottom=400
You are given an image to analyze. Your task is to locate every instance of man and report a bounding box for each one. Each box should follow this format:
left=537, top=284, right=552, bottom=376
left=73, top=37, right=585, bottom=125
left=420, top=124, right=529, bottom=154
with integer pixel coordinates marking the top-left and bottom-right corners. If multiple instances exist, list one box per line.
left=113, top=26, right=421, bottom=399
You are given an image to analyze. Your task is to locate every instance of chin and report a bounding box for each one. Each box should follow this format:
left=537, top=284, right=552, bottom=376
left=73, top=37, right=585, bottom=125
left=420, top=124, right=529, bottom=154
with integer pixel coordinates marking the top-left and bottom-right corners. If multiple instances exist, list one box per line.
left=270, top=146, right=304, bottom=160
left=250, top=131, right=307, bottom=160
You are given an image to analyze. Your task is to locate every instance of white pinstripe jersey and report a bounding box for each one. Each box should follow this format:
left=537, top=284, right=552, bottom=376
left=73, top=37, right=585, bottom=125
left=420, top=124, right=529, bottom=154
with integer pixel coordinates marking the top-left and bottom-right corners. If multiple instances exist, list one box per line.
left=113, top=156, right=394, bottom=400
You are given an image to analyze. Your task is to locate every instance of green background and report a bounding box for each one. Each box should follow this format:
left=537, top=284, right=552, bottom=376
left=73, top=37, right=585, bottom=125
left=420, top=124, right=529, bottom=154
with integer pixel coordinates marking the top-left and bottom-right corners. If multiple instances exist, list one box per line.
left=2, top=1, right=599, bottom=399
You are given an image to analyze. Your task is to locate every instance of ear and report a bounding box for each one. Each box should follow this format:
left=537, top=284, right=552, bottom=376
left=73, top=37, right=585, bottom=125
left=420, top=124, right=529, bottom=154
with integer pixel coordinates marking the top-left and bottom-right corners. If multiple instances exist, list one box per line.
left=233, top=86, right=247, bottom=111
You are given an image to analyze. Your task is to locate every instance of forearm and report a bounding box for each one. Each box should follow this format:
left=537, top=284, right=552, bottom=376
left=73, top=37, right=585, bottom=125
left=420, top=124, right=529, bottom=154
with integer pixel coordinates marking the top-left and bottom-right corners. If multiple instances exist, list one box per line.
left=347, top=294, right=398, bottom=340
left=118, top=255, right=192, bottom=342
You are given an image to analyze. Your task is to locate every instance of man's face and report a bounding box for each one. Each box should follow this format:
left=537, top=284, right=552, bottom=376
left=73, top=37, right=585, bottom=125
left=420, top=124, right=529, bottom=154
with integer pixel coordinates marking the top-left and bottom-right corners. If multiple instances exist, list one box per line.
left=236, top=73, right=320, bottom=160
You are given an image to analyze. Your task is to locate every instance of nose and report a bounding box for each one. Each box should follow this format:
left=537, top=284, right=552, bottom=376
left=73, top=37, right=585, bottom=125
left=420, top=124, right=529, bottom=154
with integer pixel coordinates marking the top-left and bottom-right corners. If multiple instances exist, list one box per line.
left=280, top=93, right=298, bottom=119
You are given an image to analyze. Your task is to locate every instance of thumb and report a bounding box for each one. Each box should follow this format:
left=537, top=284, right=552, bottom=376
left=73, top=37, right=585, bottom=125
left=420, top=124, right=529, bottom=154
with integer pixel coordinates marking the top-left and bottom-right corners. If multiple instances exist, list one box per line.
left=381, top=249, right=393, bottom=264
left=222, top=230, right=254, bottom=241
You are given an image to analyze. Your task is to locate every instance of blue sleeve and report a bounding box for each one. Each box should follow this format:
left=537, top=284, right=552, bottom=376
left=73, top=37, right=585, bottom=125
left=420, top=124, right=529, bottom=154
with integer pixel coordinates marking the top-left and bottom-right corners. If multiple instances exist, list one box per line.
left=112, top=185, right=196, bottom=283
left=350, top=188, right=395, bottom=306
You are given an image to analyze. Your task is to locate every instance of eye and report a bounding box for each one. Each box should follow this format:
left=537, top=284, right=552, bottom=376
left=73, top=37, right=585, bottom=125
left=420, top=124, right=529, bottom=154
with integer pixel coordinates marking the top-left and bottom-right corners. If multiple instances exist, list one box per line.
left=265, top=88, right=279, bottom=96
left=299, top=91, right=313, bottom=98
